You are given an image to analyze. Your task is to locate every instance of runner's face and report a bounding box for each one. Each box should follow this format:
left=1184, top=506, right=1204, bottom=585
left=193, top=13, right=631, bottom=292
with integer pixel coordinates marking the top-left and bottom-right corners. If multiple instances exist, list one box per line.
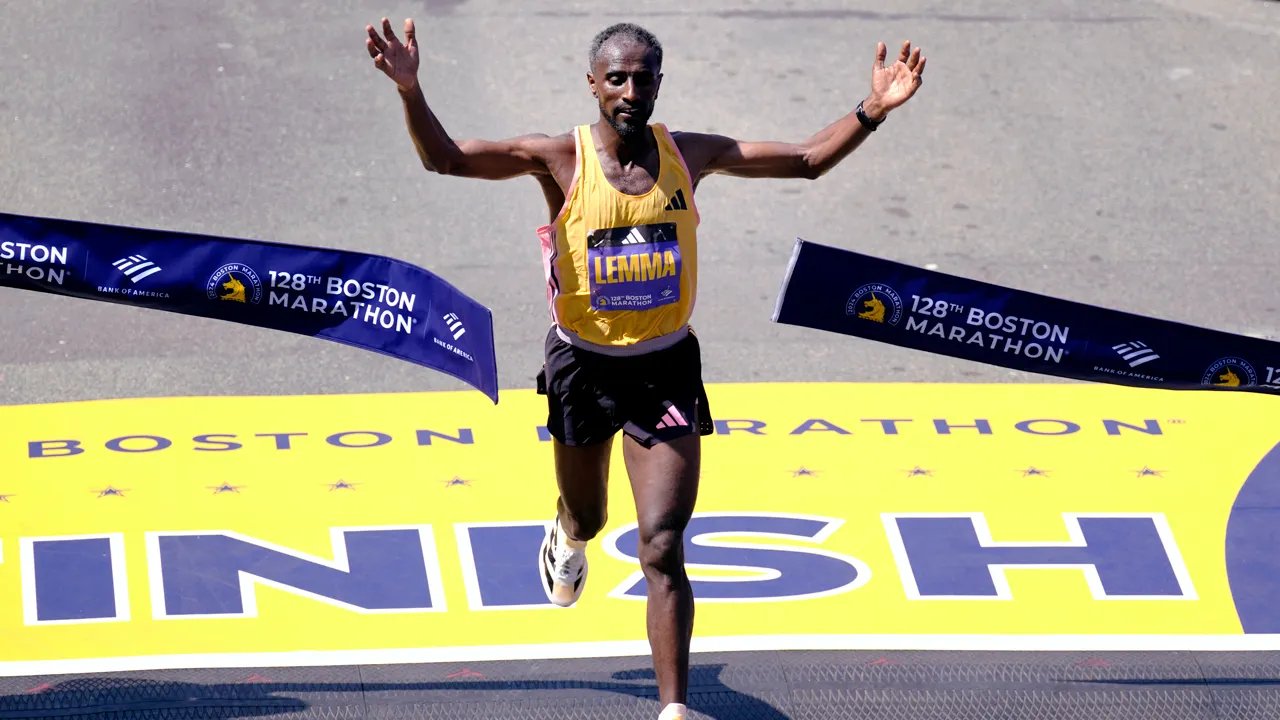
left=589, top=39, right=661, bottom=138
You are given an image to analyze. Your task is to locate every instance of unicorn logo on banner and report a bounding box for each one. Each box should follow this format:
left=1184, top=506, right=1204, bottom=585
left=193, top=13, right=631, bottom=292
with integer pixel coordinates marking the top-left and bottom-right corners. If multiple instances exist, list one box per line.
left=220, top=276, right=247, bottom=303
left=858, top=294, right=886, bottom=323
left=844, top=282, right=904, bottom=326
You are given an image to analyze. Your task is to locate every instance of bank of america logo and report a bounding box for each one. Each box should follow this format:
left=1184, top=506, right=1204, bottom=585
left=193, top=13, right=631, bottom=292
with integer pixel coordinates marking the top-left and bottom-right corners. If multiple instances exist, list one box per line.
left=443, top=313, right=466, bottom=340
left=112, top=255, right=162, bottom=283
left=1113, top=341, right=1160, bottom=368
left=620, top=228, right=647, bottom=245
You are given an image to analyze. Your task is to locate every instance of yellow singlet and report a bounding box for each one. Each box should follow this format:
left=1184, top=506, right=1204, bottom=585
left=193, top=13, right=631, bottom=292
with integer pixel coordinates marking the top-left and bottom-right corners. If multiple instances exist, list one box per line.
left=537, top=123, right=700, bottom=355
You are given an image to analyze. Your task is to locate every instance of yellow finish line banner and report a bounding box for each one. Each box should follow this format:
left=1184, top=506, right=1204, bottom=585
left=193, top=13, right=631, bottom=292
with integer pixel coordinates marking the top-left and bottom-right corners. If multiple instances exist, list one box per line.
left=1, top=383, right=1278, bottom=675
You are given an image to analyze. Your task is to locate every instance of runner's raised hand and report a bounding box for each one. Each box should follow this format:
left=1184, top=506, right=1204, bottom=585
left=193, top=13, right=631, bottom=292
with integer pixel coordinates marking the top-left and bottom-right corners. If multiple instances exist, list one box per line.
left=366, top=17, right=419, bottom=92
left=864, top=40, right=926, bottom=118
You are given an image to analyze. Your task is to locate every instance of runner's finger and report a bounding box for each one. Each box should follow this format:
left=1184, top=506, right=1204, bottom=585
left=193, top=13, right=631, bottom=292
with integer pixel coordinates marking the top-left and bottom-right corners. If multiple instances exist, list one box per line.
left=366, top=25, right=386, bottom=52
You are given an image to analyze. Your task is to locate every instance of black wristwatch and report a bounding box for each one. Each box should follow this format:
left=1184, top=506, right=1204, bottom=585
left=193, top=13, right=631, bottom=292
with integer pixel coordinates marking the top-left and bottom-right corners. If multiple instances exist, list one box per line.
left=855, top=100, right=884, bottom=132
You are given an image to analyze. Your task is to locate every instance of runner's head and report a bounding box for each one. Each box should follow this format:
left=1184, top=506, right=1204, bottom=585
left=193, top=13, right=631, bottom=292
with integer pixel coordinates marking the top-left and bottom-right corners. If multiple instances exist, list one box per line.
left=588, top=23, right=663, bottom=139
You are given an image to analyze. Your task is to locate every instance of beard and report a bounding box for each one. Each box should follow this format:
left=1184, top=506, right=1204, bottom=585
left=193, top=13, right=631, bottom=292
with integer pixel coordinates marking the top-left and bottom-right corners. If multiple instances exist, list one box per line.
left=600, top=100, right=652, bottom=138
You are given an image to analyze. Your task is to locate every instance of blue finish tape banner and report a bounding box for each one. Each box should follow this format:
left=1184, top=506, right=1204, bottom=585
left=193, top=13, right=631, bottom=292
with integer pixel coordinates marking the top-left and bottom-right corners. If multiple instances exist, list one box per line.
left=0, top=213, right=499, bottom=402
left=773, top=239, right=1280, bottom=396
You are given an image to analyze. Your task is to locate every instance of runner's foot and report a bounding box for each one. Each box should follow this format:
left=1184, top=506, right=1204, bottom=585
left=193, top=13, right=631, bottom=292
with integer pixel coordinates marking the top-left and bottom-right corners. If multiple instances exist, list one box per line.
left=658, top=702, right=687, bottom=720
left=540, top=519, right=587, bottom=607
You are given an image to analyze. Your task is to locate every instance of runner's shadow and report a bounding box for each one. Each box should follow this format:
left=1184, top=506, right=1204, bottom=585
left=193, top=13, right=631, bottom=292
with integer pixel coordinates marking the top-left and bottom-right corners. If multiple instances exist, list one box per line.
left=611, top=665, right=790, bottom=719
left=0, top=663, right=789, bottom=719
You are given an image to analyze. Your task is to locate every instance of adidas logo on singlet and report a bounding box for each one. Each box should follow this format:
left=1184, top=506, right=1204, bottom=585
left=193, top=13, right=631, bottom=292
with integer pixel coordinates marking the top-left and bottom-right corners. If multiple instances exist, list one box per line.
left=664, top=189, right=688, bottom=212
left=619, top=228, right=648, bottom=245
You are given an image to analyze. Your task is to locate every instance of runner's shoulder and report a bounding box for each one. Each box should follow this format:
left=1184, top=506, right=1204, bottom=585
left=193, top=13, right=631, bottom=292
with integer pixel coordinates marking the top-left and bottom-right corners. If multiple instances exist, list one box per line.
left=668, top=130, right=735, bottom=176
left=517, top=131, right=575, bottom=158
left=668, top=129, right=733, bottom=145
left=510, top=131, right=575, bottom=180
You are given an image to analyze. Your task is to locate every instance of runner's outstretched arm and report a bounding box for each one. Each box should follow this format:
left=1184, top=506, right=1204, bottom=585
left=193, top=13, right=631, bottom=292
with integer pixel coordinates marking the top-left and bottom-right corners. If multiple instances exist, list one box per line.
left=679, top=40, right=927, bottom=181
left=366, top=17, right=559, bottom=180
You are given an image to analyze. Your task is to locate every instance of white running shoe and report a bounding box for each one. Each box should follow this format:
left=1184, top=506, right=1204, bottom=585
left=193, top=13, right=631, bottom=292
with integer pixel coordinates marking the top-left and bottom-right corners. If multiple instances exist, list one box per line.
left=540, top=519, right=587, bottom=607
left=658, top=702, right=687, bottom=720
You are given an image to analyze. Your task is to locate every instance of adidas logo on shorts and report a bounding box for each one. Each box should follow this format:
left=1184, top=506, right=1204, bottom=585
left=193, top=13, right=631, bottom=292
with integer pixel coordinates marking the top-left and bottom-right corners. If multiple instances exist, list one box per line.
left=655, top=403, right=689, bottom=430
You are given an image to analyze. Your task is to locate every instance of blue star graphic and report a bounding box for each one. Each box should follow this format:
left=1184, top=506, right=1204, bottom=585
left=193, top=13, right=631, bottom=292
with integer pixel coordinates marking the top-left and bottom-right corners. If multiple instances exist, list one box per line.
left=443, top=477, right=471, bottom=487
left=96, top=486, right=127, bottom=498
left=792, top=467, right=817, bottom=477
left=1022, top=467, right=1050, bottom=477
left=905, top=466, right=933, bottom=477
left=329, top=480, right=357, bottom=491
left=1135, top=467, right=1164, bottom=478
left=209, top=483, right=243, bottom=494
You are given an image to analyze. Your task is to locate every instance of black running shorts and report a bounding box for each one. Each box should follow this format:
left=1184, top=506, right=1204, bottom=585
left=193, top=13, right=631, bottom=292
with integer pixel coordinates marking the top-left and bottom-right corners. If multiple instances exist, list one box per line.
left=536, top=327, right=714, bottom=447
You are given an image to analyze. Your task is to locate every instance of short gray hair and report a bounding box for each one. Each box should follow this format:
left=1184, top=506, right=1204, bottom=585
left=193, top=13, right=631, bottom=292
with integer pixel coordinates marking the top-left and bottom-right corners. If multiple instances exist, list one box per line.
left=588, top=23, right=663, bottom=70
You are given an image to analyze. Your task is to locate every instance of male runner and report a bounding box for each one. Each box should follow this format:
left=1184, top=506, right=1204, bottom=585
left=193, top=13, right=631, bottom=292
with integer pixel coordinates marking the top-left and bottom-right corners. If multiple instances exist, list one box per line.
left=365, top=18, right=925, bottom=720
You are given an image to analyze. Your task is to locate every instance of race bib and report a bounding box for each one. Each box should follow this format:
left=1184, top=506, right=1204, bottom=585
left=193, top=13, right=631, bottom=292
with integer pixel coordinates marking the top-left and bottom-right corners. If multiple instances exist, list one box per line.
left=586, top=222, right=681, bottom=311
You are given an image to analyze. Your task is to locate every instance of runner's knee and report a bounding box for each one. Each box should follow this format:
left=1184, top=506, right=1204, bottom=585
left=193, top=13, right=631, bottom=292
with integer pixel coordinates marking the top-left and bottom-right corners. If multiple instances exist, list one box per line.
left=638, top=526, right=686, bottom=581
left=559, top=501, right=607, bottom=541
